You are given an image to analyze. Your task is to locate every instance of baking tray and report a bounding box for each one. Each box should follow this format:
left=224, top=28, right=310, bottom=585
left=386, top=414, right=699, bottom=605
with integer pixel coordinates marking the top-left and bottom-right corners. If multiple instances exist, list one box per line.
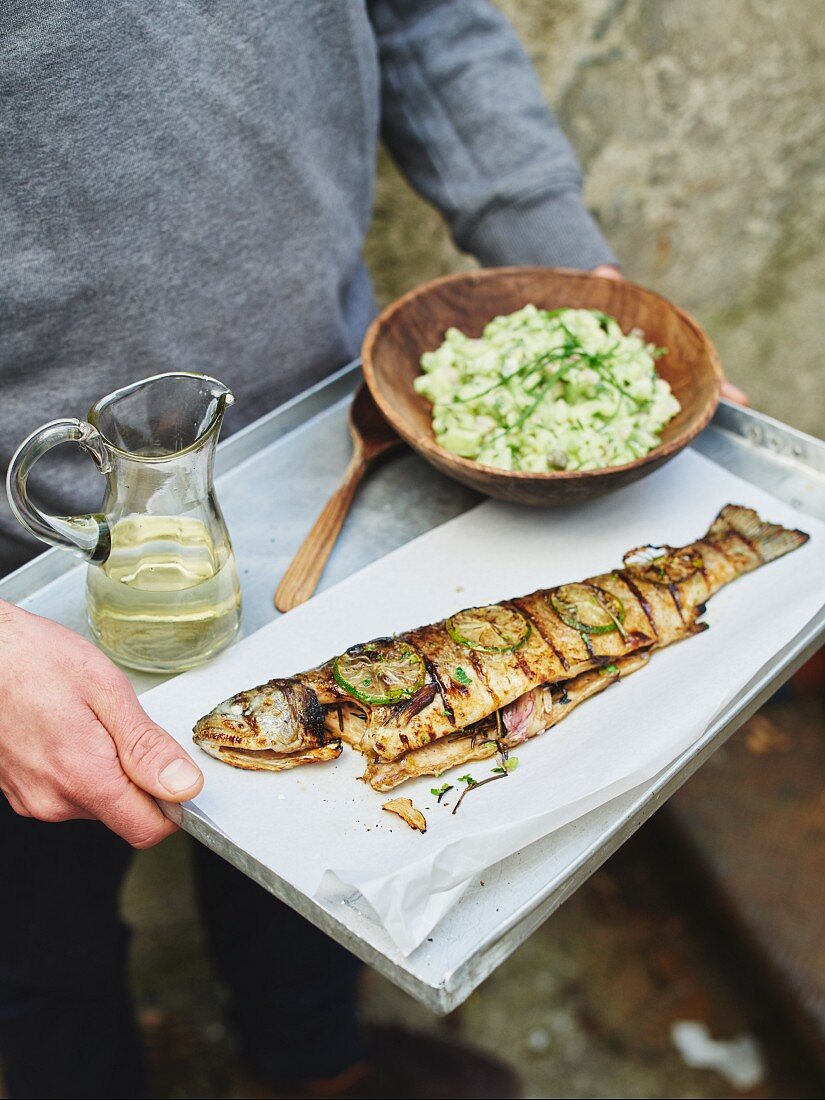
left=3, top=360, right=824, bottom=1014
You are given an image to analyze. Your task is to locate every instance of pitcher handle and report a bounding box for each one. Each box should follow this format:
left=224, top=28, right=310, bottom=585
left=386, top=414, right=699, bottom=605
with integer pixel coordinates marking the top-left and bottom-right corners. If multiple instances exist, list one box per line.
left=5, top=419, right=112, bottom=563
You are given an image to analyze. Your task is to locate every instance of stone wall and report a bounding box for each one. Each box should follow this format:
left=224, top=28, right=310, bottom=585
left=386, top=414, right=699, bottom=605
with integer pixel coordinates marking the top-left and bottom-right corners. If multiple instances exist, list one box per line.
left=364, top=0, right=824, bottom=436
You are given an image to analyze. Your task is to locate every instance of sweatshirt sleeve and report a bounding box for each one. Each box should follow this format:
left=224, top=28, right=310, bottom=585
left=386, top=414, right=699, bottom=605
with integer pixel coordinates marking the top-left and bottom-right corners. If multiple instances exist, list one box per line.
left=367, top=0, right=618, bottom=270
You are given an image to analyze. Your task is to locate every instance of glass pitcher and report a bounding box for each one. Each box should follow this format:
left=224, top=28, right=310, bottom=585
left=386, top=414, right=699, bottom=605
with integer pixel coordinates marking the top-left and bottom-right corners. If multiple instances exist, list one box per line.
left=6, top=372, right=242, bottom=673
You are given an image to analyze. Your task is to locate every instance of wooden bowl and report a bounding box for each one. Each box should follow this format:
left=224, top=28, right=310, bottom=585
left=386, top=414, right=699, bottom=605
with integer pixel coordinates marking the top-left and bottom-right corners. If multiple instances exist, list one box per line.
left=361, top=267, right=722, bottom=506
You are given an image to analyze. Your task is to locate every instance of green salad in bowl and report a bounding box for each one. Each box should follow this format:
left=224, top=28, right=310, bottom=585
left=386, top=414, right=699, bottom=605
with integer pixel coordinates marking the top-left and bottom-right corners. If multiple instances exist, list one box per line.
left=414, top=305, right=680, bottom=473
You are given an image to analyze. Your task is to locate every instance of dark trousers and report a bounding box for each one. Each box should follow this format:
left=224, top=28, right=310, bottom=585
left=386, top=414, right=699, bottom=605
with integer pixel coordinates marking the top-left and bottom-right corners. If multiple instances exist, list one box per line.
left=0, top=797, right=362, bottom=1099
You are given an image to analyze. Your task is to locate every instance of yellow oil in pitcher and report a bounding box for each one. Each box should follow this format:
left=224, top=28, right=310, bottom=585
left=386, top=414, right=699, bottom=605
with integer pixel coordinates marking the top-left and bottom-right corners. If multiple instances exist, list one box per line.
left=87, top=514, right=241, bottom=673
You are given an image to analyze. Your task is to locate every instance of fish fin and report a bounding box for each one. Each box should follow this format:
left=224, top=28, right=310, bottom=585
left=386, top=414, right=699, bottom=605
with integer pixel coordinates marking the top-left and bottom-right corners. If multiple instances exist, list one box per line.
left=199, top=741, right=342, bottom=771
left=706, top=505, right=809, bottom=563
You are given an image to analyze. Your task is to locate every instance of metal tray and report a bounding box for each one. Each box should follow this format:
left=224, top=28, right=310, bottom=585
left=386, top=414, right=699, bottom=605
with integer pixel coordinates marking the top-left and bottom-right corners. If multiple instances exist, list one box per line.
left=3, top=360, right=824, bottom=1014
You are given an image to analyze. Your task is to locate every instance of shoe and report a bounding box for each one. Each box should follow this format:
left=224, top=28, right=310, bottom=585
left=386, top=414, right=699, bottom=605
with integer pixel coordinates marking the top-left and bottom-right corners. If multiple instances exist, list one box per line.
left=248, top=1024, right=522, bottom=1098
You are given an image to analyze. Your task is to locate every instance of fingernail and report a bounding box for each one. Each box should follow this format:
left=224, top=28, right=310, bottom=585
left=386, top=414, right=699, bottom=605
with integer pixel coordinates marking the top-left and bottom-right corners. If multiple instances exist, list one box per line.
left=159, top=758, right=202, bottom=795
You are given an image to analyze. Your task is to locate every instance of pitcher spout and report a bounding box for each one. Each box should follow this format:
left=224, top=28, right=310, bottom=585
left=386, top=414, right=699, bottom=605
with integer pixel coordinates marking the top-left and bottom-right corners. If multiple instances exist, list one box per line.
left=87, top=372, right=234, bottom=462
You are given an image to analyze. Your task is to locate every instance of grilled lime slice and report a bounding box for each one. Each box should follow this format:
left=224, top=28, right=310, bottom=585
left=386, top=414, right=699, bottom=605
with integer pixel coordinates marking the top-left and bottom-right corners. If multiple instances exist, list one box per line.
left=550, top=583, right=625, bottom=635
left=446, top=604, right=531, bottom=653
left=623, top=545, right=702, bottom=585
left=333, top=639, right=424, bottom=706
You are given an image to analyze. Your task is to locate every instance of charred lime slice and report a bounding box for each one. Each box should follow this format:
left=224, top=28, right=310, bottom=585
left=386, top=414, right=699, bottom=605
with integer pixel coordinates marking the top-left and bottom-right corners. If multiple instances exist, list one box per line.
left=550, top=583, right=625, bottom=635
left=446, top=604, right=531, bottom=653
left=623, top=545, right=702, bottom=585
left=333, top=639, right=424, bottom=706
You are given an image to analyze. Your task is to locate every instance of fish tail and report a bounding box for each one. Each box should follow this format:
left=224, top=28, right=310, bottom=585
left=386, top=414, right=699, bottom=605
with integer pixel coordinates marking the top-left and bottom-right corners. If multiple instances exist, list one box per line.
left=706, top=504, right=809, bottom=564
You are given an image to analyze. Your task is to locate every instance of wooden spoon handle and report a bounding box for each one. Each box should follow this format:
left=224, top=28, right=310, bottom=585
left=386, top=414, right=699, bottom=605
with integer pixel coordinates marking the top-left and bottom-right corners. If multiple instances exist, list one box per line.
left=274, top=452, right=367, bottom=612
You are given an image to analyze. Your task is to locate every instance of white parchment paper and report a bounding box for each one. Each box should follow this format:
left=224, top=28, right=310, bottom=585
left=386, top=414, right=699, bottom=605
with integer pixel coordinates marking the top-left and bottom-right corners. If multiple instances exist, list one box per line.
left=141, top=450, right=825, bottom=956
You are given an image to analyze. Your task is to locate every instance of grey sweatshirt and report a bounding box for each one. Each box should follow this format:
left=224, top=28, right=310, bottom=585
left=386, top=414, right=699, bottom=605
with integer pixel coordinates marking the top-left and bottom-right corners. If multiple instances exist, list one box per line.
left=0, top=0, right=616, bottom=574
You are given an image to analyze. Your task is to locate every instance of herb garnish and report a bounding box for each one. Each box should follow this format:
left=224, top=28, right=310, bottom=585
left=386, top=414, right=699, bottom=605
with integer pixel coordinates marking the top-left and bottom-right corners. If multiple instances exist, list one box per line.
left=419, top=307, right=676, bottom=473
left=430, top=783, right=453, bottom=804
left=600, top=663, right=619, bottom=676
left=452, top=772, right=507, bottom=814
left=452, top=753, right=520, bottom=814
left=454, top=667, right=472, bottom=686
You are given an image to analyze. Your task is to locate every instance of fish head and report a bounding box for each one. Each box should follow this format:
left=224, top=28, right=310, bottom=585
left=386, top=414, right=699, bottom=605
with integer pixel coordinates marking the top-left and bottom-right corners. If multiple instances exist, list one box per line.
left=193, top=678, right=327, bottom=759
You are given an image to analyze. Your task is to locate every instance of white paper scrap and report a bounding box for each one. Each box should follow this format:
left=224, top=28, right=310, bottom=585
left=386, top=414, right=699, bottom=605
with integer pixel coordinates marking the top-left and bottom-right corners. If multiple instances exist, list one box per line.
left=141, top=449, right=825, bottom=956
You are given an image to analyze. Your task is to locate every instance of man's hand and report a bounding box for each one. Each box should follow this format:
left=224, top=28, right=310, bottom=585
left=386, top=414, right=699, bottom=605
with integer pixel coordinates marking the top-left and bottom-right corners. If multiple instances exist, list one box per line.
left=591, top=264, right=624, bottom=281
left=0, top=600, right=204, bottom=847
left=591, top=265, right=748, bottom=405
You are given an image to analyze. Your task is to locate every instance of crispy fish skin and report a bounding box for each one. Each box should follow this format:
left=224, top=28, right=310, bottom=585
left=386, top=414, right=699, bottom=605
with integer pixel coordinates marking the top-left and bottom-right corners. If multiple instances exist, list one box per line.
left=365, top=732, right=499, bottom=792
left=363, top=650, right=651, bottom=792
left=382, top=797, right=427, bottom=832
left=194, top=506, right=808, bottom=774
left=359, top=580, right=664, bottom=763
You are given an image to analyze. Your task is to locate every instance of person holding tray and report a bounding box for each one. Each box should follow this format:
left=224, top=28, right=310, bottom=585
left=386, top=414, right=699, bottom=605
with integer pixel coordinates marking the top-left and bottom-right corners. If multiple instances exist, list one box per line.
left=0, top=3, right=744, bottom=1098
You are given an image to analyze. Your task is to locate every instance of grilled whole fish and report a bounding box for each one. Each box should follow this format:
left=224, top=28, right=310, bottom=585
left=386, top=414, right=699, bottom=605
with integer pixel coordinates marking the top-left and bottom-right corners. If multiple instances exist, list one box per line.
left=193, top=506, right=808, bottom=780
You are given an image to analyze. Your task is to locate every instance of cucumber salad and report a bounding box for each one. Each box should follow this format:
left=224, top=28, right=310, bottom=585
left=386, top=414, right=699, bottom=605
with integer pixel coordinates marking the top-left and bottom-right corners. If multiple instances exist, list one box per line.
left=414, top=305, right=680, bottom=472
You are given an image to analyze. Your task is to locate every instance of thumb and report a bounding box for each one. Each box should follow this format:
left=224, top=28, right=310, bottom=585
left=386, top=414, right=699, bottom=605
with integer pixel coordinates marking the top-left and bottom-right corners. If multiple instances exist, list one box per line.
left=110, top=699, right=204, bottom=803
left=591, top=264, right=624, bottom=281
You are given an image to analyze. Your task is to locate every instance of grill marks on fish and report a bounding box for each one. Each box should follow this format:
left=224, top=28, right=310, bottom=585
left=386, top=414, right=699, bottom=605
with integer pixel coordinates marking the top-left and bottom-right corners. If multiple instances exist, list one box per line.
left=515, top=598, right=570, bottom=671
left=502, top=600, right=545, bottom=682
left=364, top=650, right=652, bottom=792
left=421, top=653, right=454, bottom=724
left=731, top=527, right=761, bottom=560
left=667, top=582, right=684, bottom=624
left=615, top=571, right=658, bottom=638
left=466, top=649, right=499, bottom=706
left=193, top=506, right=809, bottom=779
left=617, top=567, right=700, bottom=647
left=364, top=589, right=626, bottom=763
left=705, top=534, right=744, bottom=572
left=711, top=504, right=808, bottom=564
left=512, top=648, right=536, bottom=679
left=400, top=622, right=497, bottom=734
left=700, top=507, right=790, bottom=580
